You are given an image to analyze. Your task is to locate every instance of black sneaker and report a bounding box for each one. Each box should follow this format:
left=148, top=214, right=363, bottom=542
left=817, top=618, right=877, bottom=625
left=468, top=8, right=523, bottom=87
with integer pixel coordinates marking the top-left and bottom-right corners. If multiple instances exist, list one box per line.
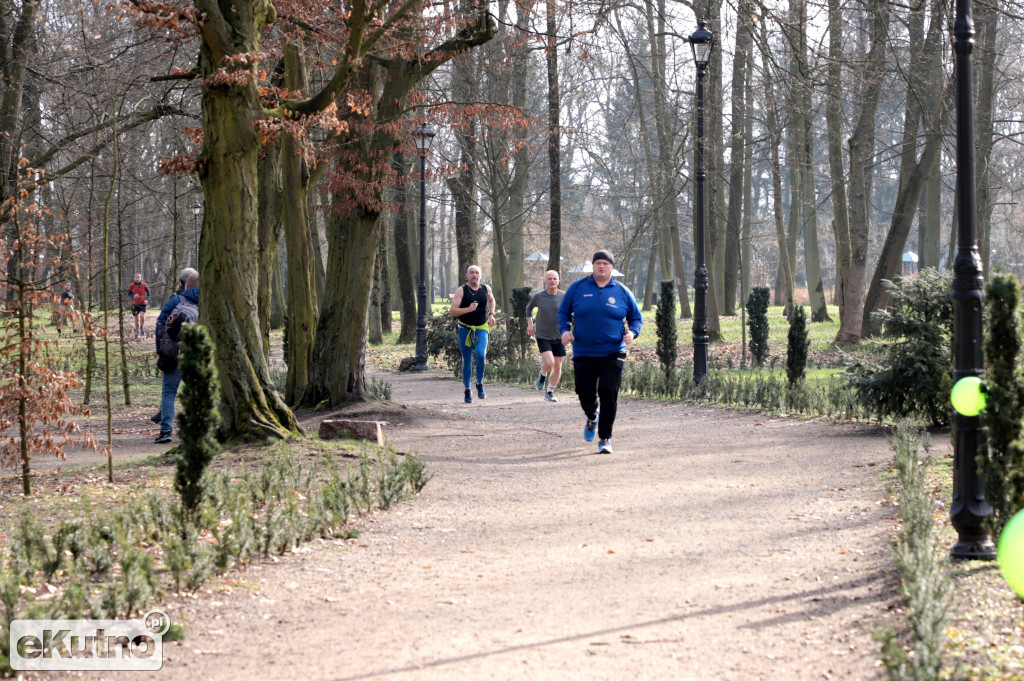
left=154, top=433, right=172, bottom=444
left=464, top=389, right=472, bottom=403
left=476, top=383, right=486, bottom=399
left=150, top=412, right=161, bottom=423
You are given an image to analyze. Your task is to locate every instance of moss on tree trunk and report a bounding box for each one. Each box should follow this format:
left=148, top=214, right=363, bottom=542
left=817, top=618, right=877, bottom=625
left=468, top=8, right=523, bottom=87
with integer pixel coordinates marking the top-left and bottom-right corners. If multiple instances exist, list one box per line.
left=196, top=0, right=298, bottom=440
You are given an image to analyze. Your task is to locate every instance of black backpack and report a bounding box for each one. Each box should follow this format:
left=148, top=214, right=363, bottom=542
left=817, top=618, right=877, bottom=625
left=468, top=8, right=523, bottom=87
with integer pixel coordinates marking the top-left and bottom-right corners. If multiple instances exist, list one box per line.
left=157, top=298, right=199, bottom=361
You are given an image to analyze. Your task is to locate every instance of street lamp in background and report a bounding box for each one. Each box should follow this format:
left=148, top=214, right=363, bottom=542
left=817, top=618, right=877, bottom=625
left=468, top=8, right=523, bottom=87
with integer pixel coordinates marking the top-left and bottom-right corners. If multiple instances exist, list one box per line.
left=689, top=20, right=713, bottom=384
left=950, top=0, right=995, bottom=560
left=190, top=201, right=201, bottom=267
left=413, top=122, right=435, bottom=371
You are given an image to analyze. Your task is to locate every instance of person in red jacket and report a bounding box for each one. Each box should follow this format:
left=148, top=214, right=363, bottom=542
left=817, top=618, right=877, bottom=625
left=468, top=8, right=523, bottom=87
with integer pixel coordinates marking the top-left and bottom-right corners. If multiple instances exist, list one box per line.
left=127, top=272, right=150, bottom=339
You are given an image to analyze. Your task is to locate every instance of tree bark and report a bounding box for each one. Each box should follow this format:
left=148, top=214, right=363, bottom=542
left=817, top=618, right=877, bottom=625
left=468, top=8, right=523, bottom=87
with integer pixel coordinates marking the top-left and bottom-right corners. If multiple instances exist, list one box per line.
left=826, top=0, right=852, bottom=316
left=545, top=0, right=562, bottom=270
left=974, top=0, right=998, bottom=272
left=392, top=153, right=418, bottom=342
left=861, top=0, right=947, bottom=337
left=196, top=0, right=299, bottom=439
left=722, top=0, right=750, bottom=317
left=836, top=0, right=888, bottom=344
left=757, top=14, right=793, bottom=314
left=304, top=13, right=495, bottom=407
left=282, top=39, right=319, bottom=404
left=257, top=60, right=285, bottom=360
left=788, top=0, right=829, bottom=322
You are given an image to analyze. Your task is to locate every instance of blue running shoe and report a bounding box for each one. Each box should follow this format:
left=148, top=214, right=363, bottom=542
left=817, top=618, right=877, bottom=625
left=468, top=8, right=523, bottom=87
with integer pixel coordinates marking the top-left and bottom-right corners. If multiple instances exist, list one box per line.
left=598, top=438, right=613, bottom=454
left=464, top=389, right=472, bottom=403
left=545, top=390, right=557, bottom=403
left=476, top=383, right=486, bottom=399
left=583, top=412, right=599, bottom=442
left=536, top=372, right=546, bottom=390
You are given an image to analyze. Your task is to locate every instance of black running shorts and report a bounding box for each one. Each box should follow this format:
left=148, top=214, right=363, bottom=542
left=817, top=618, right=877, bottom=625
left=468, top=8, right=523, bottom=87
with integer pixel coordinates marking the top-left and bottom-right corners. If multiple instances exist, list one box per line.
left=536, top=338, right=567, bottom=357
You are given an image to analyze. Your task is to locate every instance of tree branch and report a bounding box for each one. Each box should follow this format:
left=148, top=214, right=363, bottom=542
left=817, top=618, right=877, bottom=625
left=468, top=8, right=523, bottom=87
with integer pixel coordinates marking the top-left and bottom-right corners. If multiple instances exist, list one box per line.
left=29, top=104, right=186, bottom=180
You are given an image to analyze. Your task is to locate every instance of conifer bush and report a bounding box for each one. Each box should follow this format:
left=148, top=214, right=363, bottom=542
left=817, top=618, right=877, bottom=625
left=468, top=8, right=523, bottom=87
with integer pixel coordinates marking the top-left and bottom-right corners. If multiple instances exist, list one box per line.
left=746, top=287, right=770, bottom=367
left=510, top=286, right=532, bottom=361
left=981, top=272, right=1024, bottom=535
left=846, top=270, right=953, bottom=426
left=655, top=280, right=678, bottom=376
left=176, top=324, right=221, bottom=518
left=786, top=306, right=809, bottom=386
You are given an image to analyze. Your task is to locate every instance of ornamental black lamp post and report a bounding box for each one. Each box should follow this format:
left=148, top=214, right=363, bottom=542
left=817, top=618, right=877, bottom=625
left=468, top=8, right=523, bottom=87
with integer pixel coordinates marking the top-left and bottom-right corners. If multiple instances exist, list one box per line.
left=689, top=20, right=713, bottom=385
left=413, top=122, right=435, bottom=372
left=950, top=0, right=996, bottom=560
left=190, top=200, right=201, bottom=266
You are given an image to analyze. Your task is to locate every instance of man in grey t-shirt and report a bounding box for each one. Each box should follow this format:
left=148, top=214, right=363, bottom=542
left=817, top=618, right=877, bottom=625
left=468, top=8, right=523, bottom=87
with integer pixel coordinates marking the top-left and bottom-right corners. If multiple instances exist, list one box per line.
left=526, top=270, right=566, bottom=402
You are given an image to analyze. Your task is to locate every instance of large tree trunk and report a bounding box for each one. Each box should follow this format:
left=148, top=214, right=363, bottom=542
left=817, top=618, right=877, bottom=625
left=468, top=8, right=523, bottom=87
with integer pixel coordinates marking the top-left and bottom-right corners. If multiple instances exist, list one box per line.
left=1, top=0, right=42, bottom=286
left=861, top=0, right=946, bottom=337
left=789, top=0, right=829, bottom=322
left=367, top=235, right=383, bottom=346
left=304, top=13, right=496, bottom=407
left=974, top=0, right=998, bottom=272
left=757, top=14, right=793, bottom=314
left=836, top=0, right=888, bottom=344
left=741, top=60, right=753, bottom=313
left=508, top=1, right=532, bottom=284
left=545, top=0, right=562, bottom=270
left=282, top=39, right=318, bottom=404
left=706, top=1, right=724, bottom=340
left=196, top=0, right=298, bottom=439
left=826, top=0, right=852, bottom=315
left=449, top=53, right=478, bottom=277
left=392, top=154, right=418, bottom=342
left=649, top=0, right=689, bottom=319
left=309, top=183, right=327, bottom=302
left=256, top=60, right=284, bottom=361
left=305, top=206, right=379, bottom=405
left=722, top=0, right=750, bottom=317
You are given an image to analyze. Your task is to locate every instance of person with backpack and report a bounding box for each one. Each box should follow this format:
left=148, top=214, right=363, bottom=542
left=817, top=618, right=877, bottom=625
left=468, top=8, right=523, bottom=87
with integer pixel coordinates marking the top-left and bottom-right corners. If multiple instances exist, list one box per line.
left=127, top=272, right=151, bottom=339
left=154, top=268, right=199, bottom=444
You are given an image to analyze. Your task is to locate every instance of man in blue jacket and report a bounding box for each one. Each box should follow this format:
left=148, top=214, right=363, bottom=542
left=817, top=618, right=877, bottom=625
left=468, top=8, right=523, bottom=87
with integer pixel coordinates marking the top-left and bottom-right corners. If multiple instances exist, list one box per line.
left=154, top=268, right=199, bottom=444
left=558, top=250, right=643, bottom=454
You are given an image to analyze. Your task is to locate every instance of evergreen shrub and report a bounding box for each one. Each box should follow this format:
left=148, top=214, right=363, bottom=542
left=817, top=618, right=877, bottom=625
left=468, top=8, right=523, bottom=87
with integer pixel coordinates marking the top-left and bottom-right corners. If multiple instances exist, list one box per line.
left=176, top=324, right=221, bottom=518
left=981, top=273, right=1024, bottom=535
left=746, top=287, right=770, bottom=367
left=845, top=269, right=952, bottom=426
left=786, top=305, right=809, bottom=386
left=656, top=280, right=677, bottom=376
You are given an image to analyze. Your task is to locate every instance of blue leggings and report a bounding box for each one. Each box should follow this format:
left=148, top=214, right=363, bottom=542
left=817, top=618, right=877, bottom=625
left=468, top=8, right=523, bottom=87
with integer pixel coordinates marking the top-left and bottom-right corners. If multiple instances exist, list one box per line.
left=457, top=326, right=488, bottom=388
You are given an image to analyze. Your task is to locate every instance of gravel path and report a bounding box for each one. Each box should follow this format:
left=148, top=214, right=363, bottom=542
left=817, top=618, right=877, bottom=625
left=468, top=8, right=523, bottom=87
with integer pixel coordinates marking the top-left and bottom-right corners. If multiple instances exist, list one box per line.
left=118, top=370, right=904, bottom=681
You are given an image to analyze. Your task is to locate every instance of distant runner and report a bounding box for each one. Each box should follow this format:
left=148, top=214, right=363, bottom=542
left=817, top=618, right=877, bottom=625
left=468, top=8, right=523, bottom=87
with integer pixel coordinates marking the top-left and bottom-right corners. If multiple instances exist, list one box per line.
left=55, top=280, right=76, bottom=335
left=449, top=265, right=496, bottom=403
left=526, top=270, right=566, bottom=403
left=128, top=272, right=150, bottom=339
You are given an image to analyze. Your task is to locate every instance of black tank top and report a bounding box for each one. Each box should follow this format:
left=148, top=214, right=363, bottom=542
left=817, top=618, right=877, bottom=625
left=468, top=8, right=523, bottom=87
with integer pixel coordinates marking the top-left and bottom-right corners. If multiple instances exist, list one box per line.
left=460, top=284, right=489, bottom=326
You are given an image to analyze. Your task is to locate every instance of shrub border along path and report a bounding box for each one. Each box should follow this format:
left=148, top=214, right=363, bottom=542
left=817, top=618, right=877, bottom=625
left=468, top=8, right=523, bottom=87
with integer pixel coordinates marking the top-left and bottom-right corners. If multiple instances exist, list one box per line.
left=113, top=370, right=907, bottom=681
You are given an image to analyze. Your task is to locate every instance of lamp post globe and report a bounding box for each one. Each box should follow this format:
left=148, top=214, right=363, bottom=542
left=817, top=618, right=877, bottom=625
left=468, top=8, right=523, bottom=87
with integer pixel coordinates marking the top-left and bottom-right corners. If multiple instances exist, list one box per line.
left=689, top=20, right=713, bottom=384
left=413, top=123, right=435, bottom=371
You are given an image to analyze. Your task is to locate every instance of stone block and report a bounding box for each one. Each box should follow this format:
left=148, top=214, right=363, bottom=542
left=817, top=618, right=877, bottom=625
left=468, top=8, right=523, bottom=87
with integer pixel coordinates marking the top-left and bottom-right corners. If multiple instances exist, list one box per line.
left=319, top=419, right=384, bottom=446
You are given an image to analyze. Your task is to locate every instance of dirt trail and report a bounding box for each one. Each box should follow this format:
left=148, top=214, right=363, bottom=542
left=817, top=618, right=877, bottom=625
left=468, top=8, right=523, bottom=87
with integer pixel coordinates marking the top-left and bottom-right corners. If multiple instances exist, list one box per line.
left=118, top=370, right=908, bottom=681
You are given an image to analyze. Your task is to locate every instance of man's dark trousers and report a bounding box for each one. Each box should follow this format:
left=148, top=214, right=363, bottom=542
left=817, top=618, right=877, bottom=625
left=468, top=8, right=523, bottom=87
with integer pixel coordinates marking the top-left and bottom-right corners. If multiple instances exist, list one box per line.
left=573, top=353, right=625, bottom=440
